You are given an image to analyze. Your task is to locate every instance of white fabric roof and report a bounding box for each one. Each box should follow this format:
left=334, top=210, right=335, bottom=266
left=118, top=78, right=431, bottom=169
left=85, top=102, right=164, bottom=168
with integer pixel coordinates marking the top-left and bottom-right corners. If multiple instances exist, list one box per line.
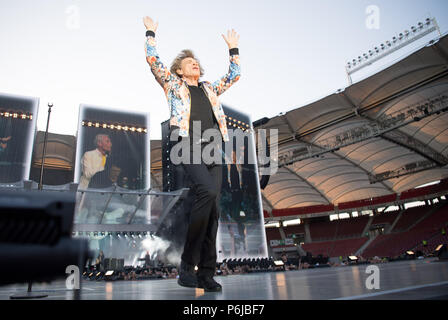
left=258, top=34, right=448, bottom=211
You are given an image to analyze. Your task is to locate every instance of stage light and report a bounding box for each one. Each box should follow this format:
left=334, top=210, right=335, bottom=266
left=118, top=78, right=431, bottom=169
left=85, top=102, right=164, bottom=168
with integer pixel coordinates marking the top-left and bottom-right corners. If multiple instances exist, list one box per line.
left=273, top=260, right=284, bottom=266
left=105, top=270, right=114, bottom=276
left=406, top=251, right=414, bottom=255
left=347, top=256, right=358, bottom=263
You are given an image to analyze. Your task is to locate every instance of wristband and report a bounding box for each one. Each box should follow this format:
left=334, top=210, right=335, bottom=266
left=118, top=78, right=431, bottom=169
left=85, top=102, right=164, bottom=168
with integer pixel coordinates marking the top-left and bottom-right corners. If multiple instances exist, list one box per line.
left=229, top=48, right=239, bottom=56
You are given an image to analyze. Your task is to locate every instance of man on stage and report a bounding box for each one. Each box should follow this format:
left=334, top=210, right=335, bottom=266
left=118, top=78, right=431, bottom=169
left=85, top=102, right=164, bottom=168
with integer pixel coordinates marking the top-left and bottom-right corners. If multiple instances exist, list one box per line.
left=79, top=134, right=114, bottom=189
left=144, top=16, right=241, bottom=291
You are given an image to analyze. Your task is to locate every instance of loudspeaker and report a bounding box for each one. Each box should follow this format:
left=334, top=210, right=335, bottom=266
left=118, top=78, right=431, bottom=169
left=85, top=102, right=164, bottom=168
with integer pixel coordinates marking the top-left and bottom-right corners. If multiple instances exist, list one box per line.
left=0, top=190, right=90, bottom=285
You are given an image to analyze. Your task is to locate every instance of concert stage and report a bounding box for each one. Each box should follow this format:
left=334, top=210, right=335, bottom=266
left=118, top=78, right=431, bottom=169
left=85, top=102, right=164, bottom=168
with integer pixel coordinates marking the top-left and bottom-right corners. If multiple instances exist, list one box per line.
left=1, top=259, right=447, bottom=300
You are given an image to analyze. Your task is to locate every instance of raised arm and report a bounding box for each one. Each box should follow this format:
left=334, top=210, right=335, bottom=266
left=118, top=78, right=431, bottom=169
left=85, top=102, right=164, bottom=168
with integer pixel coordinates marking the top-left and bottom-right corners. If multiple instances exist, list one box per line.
left=143, top=16, right=178, bottom=86
left=211, top=29, right=241, bottom=96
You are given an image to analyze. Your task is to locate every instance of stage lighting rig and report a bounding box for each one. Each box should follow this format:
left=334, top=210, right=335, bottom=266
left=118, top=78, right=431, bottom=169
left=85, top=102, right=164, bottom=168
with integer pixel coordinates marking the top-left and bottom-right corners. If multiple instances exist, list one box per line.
left=345, top=17, right=441, bottom=85
left=81, top=120, right=147, bottom=134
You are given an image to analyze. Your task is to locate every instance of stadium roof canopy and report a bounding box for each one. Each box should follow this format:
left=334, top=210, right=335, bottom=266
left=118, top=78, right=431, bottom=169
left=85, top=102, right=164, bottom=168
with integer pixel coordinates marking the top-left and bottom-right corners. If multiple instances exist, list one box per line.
left=256, top=33, right=448, bottom=212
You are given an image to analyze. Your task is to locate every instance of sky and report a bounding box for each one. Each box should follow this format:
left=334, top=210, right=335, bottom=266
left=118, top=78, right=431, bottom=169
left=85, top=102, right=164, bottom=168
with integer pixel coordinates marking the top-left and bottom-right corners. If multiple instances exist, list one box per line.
left=1, top=0, right=448, bottom=140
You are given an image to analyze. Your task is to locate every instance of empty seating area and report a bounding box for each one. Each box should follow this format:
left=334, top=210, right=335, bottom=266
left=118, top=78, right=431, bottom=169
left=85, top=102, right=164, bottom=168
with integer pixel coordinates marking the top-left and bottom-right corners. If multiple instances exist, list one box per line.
left=265, top=227, right=282, bottom=241
left=302, top=237, right=368, bottom=258
left=265, top=200, right=448, bottom=259
left=309, top=220, right=338, bottom=241
left=362, top=228, right=434, bottom=258
left=309, top=216, right=369, bottom=241
left=283, top=224, right=305, bottom=238
left=362, top=203, right=448, bottom=258
left=336, top=216, right=369, bottom=238
left=392, top=205, right=428, bottom=232
left=371, top=210, right=400, bottom=226
left=410, top=203, right=448, bottom=232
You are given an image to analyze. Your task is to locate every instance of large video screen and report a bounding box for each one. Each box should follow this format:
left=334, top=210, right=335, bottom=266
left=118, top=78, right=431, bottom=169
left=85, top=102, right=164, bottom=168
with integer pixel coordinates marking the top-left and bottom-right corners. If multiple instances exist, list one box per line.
left=160, top=105, right=268, bottom=261
left=217, top=106, right=268, bottom=260
left=74, top=104, right=151, bottom=224
left=0, top=93, right=39, bottom=184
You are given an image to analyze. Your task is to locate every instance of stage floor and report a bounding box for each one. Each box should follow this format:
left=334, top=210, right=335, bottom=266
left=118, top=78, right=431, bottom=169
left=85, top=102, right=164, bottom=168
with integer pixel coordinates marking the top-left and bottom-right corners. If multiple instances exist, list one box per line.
left=1, top=259, right=447, bottom=300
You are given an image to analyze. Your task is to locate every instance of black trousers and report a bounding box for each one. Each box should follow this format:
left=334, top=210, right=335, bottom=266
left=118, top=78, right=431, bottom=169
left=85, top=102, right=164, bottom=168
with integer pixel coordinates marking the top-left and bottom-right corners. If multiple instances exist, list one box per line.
left=181, top=143, right=223, bottom=277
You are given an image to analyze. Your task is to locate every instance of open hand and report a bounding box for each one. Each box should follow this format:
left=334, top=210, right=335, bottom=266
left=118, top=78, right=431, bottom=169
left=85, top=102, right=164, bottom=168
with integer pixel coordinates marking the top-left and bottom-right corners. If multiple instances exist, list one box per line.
left=222, top=29, right=239, bottom=49
left=143, top=16, right=158, bottom=32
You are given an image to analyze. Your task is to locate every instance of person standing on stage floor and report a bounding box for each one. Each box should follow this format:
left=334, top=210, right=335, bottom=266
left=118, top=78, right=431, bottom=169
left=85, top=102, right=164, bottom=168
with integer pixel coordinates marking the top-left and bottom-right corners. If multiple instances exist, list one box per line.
left=143, top=16, right=241, bottom=292
left=79, top=134, right=114, bottom=189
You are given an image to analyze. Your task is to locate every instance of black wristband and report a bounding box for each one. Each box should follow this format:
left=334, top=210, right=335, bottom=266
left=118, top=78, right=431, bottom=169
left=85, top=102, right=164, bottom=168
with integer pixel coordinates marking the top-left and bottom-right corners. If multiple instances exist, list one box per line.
left=146, top=30, right=155, bottom=37
left=229, top=48, right=239, bottom=56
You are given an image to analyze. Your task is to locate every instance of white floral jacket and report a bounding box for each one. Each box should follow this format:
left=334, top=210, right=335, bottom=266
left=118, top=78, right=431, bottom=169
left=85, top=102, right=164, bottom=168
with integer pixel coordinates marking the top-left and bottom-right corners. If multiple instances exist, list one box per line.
left=145, top=35, right=241, bottom=142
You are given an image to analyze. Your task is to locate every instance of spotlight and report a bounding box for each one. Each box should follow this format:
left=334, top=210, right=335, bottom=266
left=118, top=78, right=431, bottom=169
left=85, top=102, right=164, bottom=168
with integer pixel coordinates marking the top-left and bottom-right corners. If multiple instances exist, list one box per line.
left=347, top=256, right=358, bottom=263
left=273, top=260, right=284, bottom=266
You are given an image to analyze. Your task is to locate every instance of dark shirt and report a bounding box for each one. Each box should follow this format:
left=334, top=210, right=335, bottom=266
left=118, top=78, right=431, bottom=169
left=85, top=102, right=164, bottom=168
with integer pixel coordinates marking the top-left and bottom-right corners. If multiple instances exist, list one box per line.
left=188, top=84, right=217, bottom=140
